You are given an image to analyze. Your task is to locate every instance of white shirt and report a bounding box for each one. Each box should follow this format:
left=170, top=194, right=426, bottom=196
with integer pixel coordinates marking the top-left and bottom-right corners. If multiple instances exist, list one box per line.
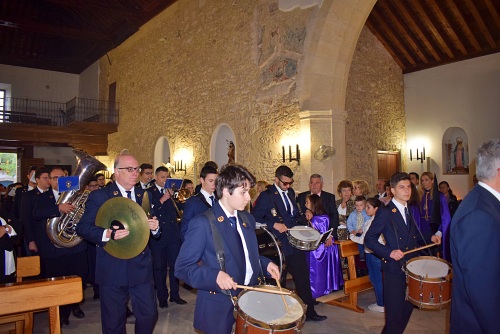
left=52, top=188, right=60, bottom=202
left=275, top=184, right=294, bottom=215
left=479, top=181, right=500, bottom=202
left=219, top=203, right=253, bottom=285
left=391, top=198, right=409, bottom=225
left=200, top=188, right=215, bottom=207
left=1, top=217, right=16, bottom=275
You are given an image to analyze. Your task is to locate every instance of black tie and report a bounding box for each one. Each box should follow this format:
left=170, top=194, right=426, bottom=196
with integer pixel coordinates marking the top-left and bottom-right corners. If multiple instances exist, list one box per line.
left=404, top=206, right=411, bottom=229
left=209, top=195, right=215, bottom=206
left=228, top=216, right=245, bottom=262
left=160, top=188, right=164, bottom=195
left=125, top=190, right=132, bottom=199
left=282, top=192, right=291, bottom=214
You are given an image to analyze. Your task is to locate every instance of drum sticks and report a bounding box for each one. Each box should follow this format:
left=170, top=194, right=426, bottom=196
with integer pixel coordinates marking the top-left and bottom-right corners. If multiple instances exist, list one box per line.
left=402, top=243, right=437, bottom=255
left=235, top=285, right=292, bottom=295
left=276, top=279, right=289, bottom=312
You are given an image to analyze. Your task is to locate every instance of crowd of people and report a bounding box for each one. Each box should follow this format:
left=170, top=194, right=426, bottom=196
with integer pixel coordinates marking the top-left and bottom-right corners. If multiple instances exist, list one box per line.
left=1, top=138, right=498, bottom=334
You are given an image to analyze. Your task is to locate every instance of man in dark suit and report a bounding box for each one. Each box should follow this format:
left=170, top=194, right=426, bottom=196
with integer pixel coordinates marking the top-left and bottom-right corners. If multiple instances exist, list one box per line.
left=147, top=166, right=186, bottom=308
left=374, top=178, right=387, bottom=198
left=135, top=163, right=154, bottom=189
left=21, top=167, right=51, bottom=258
left=77, top=154, right=160, bottom=334
left=252, top=165, right=327, bottom=322
left=450, top=139, right=500, bottom=334
left=33, top=167, right=87, bottom=326
left=365, top=172, right=440, bottom=334
left=175, top=164, right=279, bottom=334
left=193, top=161, right=218, bottom=194
left=297, top=173, right=339, bottom=242
left=180, top=165, right=218, bottom=242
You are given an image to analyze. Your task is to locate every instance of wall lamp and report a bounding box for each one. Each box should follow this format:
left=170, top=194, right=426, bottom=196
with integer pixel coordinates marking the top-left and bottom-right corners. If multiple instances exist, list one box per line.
left=175, top=160, right=187, bottom=173
left=282, top=144, right=300, bottom=165
left=410, top=146, right=426, bottom=163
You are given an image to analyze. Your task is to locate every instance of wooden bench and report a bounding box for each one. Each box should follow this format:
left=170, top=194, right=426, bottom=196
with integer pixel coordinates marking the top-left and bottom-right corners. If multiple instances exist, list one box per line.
left=0, top=256, right=40, bottom=334
left=316, top=240, right=373, bottom=313
left=0, top=276, right=82, bottom=334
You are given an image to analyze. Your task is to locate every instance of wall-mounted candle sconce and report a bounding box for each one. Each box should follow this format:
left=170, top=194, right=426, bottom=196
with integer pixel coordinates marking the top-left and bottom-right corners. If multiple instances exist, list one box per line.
left=410, top=146, right=426, bottom=163
left=282, top=144, right=300, bottom=165
left=175, top=160, right=187, bottom=173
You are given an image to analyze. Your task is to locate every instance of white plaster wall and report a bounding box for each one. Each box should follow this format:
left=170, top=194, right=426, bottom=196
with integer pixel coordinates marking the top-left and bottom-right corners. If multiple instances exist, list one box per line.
left=405, top=53, right=500, bottom=199
left=33, top=147, right=77, bottom=170
left=0, top=64, right=79, bottom=102
left=79, top=61, right=99, bottom=100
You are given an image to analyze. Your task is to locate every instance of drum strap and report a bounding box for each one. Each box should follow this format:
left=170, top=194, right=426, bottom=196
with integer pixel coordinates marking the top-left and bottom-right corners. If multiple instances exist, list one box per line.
left=389, top=217, right=406, bottom=272
left=204, top=210, right=233, bottom=299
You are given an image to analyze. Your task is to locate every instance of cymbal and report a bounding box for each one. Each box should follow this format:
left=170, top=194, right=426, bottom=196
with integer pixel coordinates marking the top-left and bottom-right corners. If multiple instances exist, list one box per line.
left=96, top=197, right=149, bottom=259
left=142, top=191, right=151, bottom=218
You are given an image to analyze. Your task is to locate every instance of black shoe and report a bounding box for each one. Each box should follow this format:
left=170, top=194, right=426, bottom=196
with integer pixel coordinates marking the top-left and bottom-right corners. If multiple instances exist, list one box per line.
left=306, top=314, right=327, bottom=322
left=126, top=306, right=134, bottom=317
left=169, top=297, right=187, bottom=305
left=183, top=283, right=193, bottom=290
left=72, top=306, right=85, bottom=319
left=314, top=300, right=320, bottom=305
left=60, top=317, right=70, bottom=326
left=159, top=301, right=169, bottom=309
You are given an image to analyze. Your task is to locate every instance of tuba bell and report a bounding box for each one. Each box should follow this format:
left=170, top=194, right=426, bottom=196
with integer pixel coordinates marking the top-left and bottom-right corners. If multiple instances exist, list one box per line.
left=46, top=150, right=107, bottom=247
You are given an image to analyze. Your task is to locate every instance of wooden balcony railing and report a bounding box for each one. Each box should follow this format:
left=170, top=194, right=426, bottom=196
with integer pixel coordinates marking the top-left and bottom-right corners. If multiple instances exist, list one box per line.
left=0, top=97, right=119, bottom=126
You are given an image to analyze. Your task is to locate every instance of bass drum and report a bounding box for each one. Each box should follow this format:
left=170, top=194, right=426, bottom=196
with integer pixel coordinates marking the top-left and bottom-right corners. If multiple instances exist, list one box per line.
left=255, top=227, right=284, bottom=280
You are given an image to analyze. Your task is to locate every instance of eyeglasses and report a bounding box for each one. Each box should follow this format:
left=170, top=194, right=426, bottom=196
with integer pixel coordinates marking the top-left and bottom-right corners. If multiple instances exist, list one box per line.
left=51, top=176, right=61, bottom=180
left=278, top=177, right=294, bottom=186
left=117, top=167, right=140, bottom=173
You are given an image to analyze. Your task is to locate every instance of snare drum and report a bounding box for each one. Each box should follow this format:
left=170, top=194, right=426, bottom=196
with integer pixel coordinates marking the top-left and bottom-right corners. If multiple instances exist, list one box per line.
left=405, top=256, right=452, bottom=310
left=235, top=285, right=306, bottom=334
left=287, top=226, right=321, bottom=251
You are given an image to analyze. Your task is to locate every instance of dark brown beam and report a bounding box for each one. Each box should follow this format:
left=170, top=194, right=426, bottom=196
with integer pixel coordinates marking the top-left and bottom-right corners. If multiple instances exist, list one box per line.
left=391, top=1, right=442, bottom=62
left=447, top=0, right=482, bottom=52
left=464, top=0, right=496, bottom=48
left=412, top=1, right=454, bottom=59
left=429, top=0, right=467, bottom=55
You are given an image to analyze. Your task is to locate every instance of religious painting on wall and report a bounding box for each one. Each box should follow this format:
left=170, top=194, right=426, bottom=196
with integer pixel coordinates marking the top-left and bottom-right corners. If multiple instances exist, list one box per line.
left=442, top=127, right=469, bottom=174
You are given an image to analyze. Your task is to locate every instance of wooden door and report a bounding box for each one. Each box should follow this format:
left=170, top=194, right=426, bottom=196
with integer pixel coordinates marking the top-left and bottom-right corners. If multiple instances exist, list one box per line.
left=377, top=151, right=400, bottom=180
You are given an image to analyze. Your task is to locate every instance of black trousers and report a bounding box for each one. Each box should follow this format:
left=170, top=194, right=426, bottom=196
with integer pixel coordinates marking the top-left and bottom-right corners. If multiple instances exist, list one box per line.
left=285, top=252, right=316, bottom=316
left=382, top=270, right=414, bottom=334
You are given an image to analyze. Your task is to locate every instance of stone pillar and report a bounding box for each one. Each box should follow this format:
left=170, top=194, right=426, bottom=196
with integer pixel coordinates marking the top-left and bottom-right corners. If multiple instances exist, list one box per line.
left=299, top=109, right=347, bottom=194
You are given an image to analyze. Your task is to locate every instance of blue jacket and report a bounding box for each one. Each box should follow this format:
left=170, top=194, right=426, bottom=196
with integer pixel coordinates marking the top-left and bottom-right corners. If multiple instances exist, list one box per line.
left=76, top=183, right=156, bottom=286
left=175, top=202, right=271, bottom=334
left=450, top=185, right=500, bottom=334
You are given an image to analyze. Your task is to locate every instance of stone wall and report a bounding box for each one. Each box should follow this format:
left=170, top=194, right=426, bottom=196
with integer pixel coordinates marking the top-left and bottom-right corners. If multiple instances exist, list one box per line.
left=99, top=0, right=316, bottom=187
left=344, top=26, right=406, bottom=193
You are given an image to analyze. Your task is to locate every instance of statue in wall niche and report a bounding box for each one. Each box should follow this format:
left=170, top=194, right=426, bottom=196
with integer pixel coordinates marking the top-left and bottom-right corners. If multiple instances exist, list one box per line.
left=452, top=137, right=468, bottom=174
left=227, top=140, right=235, bottom=164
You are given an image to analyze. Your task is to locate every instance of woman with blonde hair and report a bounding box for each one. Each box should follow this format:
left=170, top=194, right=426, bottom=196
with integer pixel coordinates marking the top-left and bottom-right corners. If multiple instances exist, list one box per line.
left=352, top=180, right=370, bottom=198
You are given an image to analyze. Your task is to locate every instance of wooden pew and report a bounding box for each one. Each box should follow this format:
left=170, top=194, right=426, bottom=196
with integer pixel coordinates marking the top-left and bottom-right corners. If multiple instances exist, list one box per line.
left=317, top=240, right=373, bottom=313
left=0, top=256, right=41, bottom=334
left=0, top=276, right=82, bottom=334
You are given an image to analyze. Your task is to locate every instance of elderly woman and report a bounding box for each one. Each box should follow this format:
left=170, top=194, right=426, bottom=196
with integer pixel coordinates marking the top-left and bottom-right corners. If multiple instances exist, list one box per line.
left=352, top=180, right=370, bottom=199
left=335, top=180, right=356, bottom=226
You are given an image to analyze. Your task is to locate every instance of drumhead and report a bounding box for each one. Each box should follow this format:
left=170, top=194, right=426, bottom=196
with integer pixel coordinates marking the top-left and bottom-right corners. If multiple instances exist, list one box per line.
left=238, top=291, right=303, bottom=325
left=407, top=258, right=449, bottom=278
left=289, top=227, right=320, bottom=241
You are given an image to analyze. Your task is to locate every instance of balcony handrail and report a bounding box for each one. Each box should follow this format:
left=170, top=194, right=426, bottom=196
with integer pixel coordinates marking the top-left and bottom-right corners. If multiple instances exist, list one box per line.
left=0, top=97, right=119, bottom=126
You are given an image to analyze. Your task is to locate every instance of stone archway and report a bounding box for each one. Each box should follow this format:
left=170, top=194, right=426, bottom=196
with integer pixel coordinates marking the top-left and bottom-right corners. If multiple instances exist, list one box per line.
left=296, top=0, right=376, bottom=190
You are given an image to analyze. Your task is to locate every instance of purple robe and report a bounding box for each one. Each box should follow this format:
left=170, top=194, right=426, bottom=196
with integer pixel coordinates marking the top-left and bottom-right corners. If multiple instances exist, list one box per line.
left=308, top=215, right=344, bottom=298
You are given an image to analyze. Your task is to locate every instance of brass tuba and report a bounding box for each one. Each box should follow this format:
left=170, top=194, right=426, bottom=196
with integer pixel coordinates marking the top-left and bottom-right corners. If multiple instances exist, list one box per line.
left=46, top=150, right=107, bottom=247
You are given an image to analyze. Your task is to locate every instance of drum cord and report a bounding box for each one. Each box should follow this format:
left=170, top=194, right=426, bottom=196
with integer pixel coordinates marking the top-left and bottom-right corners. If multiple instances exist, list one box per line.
left=408, top=211, right=433, bottom=257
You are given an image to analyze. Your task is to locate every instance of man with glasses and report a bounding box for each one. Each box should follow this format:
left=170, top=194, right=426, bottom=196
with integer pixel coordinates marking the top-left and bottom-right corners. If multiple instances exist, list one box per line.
left=32, top=167, right=87, bottom=326
left=252, top=165, right=327, bottom=322
left=77, top=154, right=160, bottom=333
left=135, top=163, right=154, bottom=189
left=95, top=173, right=106, bottom=189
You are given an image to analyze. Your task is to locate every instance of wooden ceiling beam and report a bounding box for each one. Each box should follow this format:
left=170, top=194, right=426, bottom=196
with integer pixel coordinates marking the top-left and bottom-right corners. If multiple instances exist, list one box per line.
left=0, top=16, right=112, bottom=42
left=484, top=0, right=500, bottom=32
left=464, top=0, right=497, bottom=48
left=391, top=1, right=442, bottom=62
left=370, top=10, right=417, bottom=66
left=412, top=1, right=454, bottom=59
left=447, top=0, right=482, bottom=52
left=428, top=0, right=467, bottom=55
left=382, top=1, right=430, bottom=64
